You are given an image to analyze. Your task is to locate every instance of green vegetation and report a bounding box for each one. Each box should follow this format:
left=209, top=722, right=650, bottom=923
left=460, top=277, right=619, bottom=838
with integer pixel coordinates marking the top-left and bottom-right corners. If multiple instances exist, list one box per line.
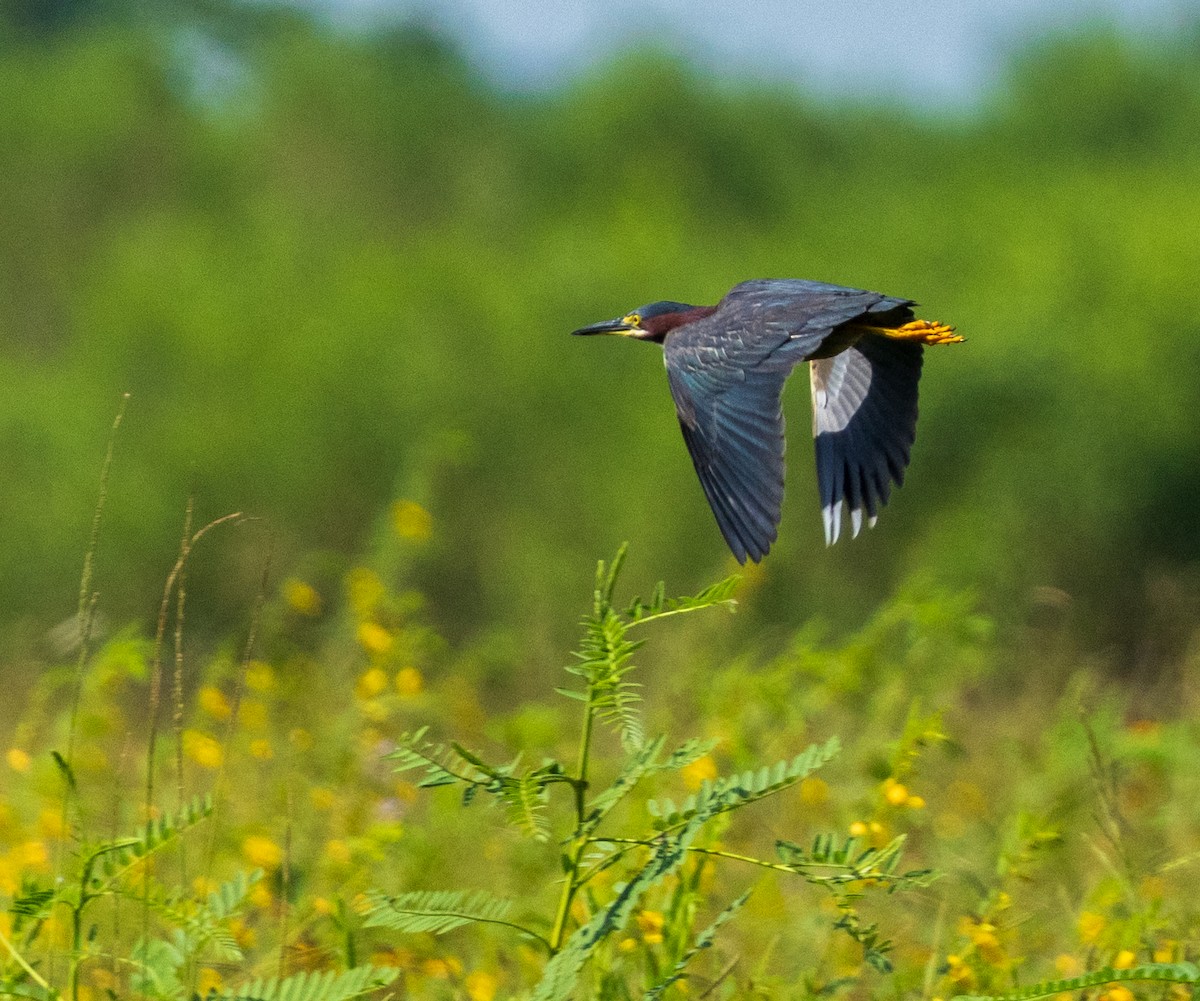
left=4, top=4, right=1200, bottom=999
left=1, top=6, right=1199, bottom=658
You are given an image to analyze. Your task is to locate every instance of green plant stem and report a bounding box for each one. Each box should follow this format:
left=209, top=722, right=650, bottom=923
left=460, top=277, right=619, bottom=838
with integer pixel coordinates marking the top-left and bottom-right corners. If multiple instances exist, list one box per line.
left=549, top=690, right=597, bottom=953
left=0, top=924, right=54, bottom=994
left=580, top=838, right=913, bottom=886
left=68, top=896, right=86, bottom=1001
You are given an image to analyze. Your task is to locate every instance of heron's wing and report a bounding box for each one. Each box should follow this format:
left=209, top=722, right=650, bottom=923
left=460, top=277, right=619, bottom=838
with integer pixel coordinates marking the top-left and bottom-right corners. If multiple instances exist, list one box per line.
left=664, top=352, right=788, bottom=564
left=663, top=283, right=920, bottom=561
left=718, top=279, right=913, bottom=358
left=809, top=335, right=923, bottom=545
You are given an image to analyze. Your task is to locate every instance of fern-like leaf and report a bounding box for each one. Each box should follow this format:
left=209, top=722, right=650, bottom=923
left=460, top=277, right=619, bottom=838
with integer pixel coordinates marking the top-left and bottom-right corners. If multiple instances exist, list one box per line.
left=776, top=834, right=935, bottom=888
left=390, top=727, right=486, bottom=789
left=643, top=891, right=750, bottom=1000
left=218, top=965, right=399, bottom=1001
left=92, top=794, right=214, bottom=881
left=361, top=888, right=548, bottom=946
left=647, top=736, right=841, bottom=830
left=953, top=962, right=1200, bottom=1001
left=626, top=574, right=739, bottom=626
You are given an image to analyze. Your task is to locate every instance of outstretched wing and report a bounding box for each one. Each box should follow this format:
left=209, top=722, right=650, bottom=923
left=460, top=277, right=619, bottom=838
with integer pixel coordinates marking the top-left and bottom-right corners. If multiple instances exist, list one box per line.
left=810, top=335, right=923, bottom=545
left=665, top=358, right=789, bottom=564
left=663, top=280, right=919, bottom=561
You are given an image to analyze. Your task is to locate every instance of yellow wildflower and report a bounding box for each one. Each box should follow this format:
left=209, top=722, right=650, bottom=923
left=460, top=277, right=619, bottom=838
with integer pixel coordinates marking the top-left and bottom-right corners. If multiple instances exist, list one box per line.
left=193, top=876, right=219, bottom=896
left=230, top=918, right=256, bottom=949
left=249, top=739, right=274, bottom=761
left=968, top=922, right=1005, bottom=965
left=283, top=578, right=322, bottom=616
left=466, top=971, right=499, bottom=1001
left=245, top=661, right=275, bottom=692
left=357, top=623, right=394, bottom=656
left=356, top=666, right=390, bottom=699
left=242, top=835, right=283, bottom=869
left=945, top=954, right=976, bottom=990
left=908, top=795, right=927, bottom=809
left=849, top=820, right=869, bottom=838
left=248, top=881, right=273, bottom=909
left=182, top=730, right=224, bottom=770
left=1101, top=988, right=1134, bottom=1001
left=313, top=896, right=335, bottom=916
left=681, top=754, right=718, bottom=791
left=391, top=499, right=433, bottom=542
left=1113, top=950, right=1136, bottom=970
left=394, top=665, right=424, bottom=697
left=6, top=748, right=31, bottom=772
left=799, top=776, right=829, bottom=805
left=422, top=958, right=451, bottom=979
left=619, top=937, right=638, bottom=952
left=1078, top=911, right=1106, bottom=944
left=637, top=910, right=665, bottom=945
left=883, top=778, right=910, bottom=806
left=197, top=685, right=232, bottom=721
left=39, top=807, right=70, bottom=840
left=196, top=968, right=223, bottom=995
left=1154, top=942, right=1177, bottom=963
left=20, top=841, right=49, bottom=869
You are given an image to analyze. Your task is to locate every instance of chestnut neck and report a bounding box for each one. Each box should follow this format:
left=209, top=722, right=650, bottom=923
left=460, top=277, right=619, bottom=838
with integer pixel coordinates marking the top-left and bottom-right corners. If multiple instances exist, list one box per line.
left=638, top=304, right=717, bottom=343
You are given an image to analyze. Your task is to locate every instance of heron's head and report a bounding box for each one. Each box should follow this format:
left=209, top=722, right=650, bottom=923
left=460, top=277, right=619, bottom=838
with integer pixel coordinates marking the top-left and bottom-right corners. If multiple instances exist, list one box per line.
left=571, top=300, right=705, bottom=344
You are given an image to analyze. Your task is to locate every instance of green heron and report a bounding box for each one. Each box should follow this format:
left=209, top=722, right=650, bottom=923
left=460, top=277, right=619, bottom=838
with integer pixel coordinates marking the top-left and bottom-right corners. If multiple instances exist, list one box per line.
left=573, top=278, right=961, bottom=562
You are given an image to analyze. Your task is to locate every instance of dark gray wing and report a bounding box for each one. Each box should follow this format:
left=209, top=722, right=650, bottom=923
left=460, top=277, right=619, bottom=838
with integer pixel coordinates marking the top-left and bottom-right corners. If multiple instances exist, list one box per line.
left=810, top=336, right=922, bottom=545
left=717, top=279, right=913, bottom=361
left=665, top=355, right=788, bottom=563
left=663, top=280, right=919, bottom=560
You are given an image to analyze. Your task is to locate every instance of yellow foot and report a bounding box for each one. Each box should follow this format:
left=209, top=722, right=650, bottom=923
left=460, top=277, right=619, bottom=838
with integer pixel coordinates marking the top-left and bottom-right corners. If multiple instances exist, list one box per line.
left=883, top=319, right=963, bottom=345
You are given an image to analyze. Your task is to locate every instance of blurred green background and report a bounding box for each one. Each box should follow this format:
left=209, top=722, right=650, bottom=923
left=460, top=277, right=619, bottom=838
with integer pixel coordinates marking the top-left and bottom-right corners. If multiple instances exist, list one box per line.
left=3, top=0, right=1200, bottom=670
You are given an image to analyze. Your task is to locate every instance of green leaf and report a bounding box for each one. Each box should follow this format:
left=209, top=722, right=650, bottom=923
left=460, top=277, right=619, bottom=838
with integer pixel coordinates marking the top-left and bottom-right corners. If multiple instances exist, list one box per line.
left=775, top=833, right=934, bottom=887
left=643, top=891, right=751, bottom=1000
left=362, top=889, right=520, bottom=936
left=626, top=574, right=739, bottom=626
left=952, top=962, right=1200, bottom=1001
left=647, top=736, right=841, bottom=830
left=88, top=794, right=214, bottom=880
left=218, top=965, right=399, bottom=1001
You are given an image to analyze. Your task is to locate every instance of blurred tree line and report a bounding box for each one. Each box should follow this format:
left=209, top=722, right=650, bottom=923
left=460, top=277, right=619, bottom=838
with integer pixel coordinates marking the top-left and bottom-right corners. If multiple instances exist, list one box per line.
left=2, top=0, right=1199, bottom=669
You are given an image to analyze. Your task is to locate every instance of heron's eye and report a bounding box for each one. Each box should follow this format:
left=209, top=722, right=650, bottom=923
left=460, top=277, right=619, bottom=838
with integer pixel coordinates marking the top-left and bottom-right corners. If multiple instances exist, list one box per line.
left=624, top=313, right=642, bottom=328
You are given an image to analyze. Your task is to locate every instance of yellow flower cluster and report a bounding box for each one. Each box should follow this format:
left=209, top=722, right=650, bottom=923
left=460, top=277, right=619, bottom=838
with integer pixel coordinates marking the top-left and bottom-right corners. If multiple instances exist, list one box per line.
left=882, top=776, right=926, bottom=809
left=242, top=834, right=283, bottom=869
left=182, top=729, right=224, bottom=770
left=391, top=499, right=433, bottom=542
left=283, top=577, right=323, bottom=617
left=636, top=909, right=665, bottom=945
left=680, top=754, right=718, bottom=790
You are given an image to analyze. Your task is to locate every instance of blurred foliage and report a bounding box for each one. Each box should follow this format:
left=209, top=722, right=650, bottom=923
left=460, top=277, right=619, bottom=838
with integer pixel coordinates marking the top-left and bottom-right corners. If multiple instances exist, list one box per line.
left=3, top=533, right=1200, bottom=998
left=3, top=4, right=1200, bottom=667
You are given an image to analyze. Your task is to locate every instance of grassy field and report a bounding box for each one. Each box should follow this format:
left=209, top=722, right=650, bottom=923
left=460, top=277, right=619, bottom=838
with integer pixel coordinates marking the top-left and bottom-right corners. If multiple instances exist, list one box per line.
left=2, top=474, right=1199, bottom=998
left=3, top=5, right=1200, bottom=999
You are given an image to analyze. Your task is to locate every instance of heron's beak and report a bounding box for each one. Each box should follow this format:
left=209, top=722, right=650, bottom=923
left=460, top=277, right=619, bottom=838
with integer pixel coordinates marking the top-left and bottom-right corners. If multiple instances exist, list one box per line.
left=571, top=317, right=636, bottom=337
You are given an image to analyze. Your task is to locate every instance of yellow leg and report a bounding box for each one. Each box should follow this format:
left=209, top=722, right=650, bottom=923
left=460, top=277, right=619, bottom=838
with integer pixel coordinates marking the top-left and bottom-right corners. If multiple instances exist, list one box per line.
left=869, top=319, right=963, bottom=345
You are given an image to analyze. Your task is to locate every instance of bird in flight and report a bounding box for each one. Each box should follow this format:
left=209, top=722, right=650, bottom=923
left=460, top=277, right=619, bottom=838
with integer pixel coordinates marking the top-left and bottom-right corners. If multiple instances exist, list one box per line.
left=573, top=278, right=962, bottom=562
